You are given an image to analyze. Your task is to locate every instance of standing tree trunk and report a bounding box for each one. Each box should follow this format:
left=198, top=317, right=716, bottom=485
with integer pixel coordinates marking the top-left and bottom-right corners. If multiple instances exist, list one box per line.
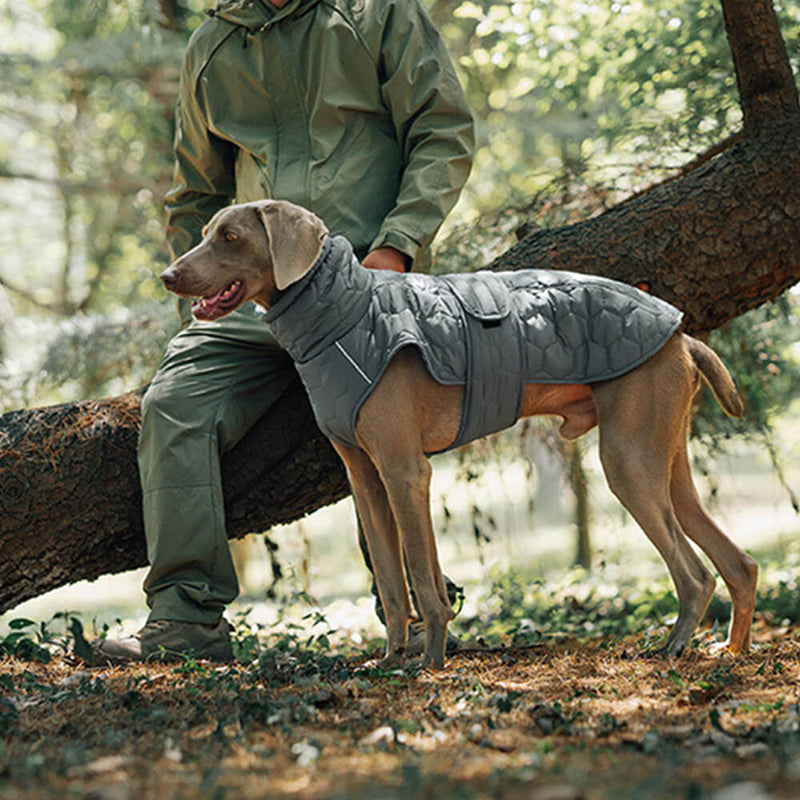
left=567, top=442, right=592, bottom=571
left=1, top=0, right=798, bottom=614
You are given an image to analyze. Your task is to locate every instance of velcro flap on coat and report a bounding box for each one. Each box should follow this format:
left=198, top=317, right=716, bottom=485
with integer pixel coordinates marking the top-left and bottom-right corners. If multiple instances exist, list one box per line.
left=441, top=271, right=511, bottom=323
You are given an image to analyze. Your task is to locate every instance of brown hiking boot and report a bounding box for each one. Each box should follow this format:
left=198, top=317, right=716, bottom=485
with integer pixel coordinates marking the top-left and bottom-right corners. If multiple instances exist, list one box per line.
left=89, top=619, right=233, bottom=665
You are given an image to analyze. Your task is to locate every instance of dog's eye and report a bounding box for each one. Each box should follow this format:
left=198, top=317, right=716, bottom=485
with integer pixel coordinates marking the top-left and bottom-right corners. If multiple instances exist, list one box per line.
left=223, top=230, right=238, bottom=243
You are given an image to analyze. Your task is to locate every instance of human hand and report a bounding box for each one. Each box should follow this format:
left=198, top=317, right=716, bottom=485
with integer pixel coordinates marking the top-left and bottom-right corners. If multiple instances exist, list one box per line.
left=362, top=247, right=409, bottom=273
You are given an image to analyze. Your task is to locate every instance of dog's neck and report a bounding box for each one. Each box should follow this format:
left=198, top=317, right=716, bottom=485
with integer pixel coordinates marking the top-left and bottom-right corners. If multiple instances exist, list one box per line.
left=263, top=235, right=373, bottom=360
left=252, top=236, right=338, bottom=310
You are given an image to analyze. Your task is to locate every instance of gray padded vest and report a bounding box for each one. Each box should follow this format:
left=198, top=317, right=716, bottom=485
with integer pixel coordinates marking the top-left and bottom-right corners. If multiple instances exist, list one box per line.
left=264, top=236, right=683, bottom=452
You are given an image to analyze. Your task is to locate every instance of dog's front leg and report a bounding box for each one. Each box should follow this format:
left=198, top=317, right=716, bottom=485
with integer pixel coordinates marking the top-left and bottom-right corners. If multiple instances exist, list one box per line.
left=352, top=351, right=456, bottom=669
left=332, top=442, right=415, bottom=667
left=373, top=451, right=454, bottom=669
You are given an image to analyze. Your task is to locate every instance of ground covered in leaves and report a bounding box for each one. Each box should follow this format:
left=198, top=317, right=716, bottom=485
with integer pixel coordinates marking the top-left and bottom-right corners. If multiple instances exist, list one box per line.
left=2, top=599, right=800, bottom=800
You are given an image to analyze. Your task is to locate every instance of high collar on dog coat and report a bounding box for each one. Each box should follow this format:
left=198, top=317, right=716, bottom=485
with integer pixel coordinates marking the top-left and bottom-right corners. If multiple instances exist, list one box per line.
left=264, top=235, right=684, bottom=453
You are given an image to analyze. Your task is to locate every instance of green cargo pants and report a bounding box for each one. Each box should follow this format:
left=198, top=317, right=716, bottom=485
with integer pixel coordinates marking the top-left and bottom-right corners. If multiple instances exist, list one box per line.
left=139, top=302, right=463, bottom=624
left=139, top=303, right=296, bottom=623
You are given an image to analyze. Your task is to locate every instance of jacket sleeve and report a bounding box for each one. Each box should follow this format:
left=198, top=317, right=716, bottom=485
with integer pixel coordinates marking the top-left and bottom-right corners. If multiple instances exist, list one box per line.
left=369, top=0, right=475, bottom=269
left=164, top=44, right=237, bottom=262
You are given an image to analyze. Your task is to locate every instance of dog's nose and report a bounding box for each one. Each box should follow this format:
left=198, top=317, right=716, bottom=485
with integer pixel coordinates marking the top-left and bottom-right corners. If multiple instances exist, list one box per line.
left=160, top=267, right=180, bottom=290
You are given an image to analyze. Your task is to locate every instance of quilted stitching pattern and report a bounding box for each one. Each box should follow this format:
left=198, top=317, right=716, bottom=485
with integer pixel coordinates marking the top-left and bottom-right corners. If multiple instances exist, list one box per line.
left=265, top=236, right=683, bottom=451
left=506, top=270, right=682, bottom=382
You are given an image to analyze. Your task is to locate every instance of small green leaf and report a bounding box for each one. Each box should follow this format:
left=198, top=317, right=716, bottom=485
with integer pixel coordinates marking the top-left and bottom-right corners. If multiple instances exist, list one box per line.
left=8, top=619, right=36, bottom=630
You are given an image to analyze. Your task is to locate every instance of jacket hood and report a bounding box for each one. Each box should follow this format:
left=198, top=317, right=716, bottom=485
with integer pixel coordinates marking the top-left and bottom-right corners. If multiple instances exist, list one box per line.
left=209, top=0, right=321, bottom=30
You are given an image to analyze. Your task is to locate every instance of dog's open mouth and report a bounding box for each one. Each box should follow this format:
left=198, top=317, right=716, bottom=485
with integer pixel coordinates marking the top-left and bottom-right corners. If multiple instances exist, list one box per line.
left=192, top=280, right=245, bottom=321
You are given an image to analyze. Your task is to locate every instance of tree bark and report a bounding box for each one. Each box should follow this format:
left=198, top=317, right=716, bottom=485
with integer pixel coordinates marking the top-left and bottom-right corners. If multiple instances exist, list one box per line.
left=0, top=381, right=350, bottom=614
left=568, top=442, right=592, bottom=571
left=1, top=0, right=799, bottom=614
left=721, top=0, right=799, bottom=133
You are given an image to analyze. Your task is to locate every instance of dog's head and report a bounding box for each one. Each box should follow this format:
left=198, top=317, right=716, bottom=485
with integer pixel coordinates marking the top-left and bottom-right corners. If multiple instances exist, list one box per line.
left=160, top=200, right=328, bottom=321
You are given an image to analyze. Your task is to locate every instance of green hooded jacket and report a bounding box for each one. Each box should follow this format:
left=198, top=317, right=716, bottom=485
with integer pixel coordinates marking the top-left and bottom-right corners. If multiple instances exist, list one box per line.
left=165, top=0, right=475, bottom=274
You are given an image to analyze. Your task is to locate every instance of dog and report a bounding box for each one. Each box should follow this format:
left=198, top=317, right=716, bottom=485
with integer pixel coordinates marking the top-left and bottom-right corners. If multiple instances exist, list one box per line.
left=160, top=199, right=758, bottom=669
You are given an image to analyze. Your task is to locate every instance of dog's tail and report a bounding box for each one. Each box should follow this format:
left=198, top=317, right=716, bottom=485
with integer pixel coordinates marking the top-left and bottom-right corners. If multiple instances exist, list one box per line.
left=685, top=335, right=744, bottom=418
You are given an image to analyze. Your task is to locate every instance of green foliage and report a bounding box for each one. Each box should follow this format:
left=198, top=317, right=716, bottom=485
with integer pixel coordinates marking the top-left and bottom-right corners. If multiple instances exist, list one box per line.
left=0, top=0, right=200, bottom=404
left=759, top=575, right=800, bottom=625
left=0, top=611, right=95, bottom=663
left=1, top=0, right=185, bottom=311
left=458, top=558, right=800, bottom=648
left=459, top=567, right=681, bottom=645
left=699, top=295, right=800, bottom=441
left=444, top=0, right=750, bottom=210
left=0, top=618, right=52, bottom=663
left=223, top=596, right=360, bottom=686
left=0, top=302, right=178, bottom=411
left=691, top=296, right=800, bottom=510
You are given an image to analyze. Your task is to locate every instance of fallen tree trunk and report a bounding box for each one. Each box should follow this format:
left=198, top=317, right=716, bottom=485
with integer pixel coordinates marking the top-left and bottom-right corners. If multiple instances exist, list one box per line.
left=1, top=0, right=799, bottom=614
left=0, top=381, right=350, bottom=614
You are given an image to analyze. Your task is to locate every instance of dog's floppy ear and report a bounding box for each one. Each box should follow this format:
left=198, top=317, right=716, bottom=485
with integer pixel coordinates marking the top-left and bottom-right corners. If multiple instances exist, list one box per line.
left=256, top=201, right=328, bottom=291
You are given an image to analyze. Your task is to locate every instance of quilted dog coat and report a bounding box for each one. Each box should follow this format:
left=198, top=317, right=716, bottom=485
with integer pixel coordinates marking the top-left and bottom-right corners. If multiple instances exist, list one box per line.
left=264, top=236, right=684, bottom=452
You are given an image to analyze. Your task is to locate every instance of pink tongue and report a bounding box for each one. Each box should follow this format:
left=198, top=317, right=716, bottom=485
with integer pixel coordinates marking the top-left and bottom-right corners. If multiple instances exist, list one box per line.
left=205, top=285, right=229, bottom=305
left=192, top=299, right=217, bottom=321
left=191, top=290, right=225, bottom=320
left=192, top=281, right=242, bottom=321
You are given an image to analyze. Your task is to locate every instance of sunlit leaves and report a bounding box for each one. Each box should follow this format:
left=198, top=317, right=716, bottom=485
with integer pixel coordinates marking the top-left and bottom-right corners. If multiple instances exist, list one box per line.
left=444, top=0, right=750, bottom=210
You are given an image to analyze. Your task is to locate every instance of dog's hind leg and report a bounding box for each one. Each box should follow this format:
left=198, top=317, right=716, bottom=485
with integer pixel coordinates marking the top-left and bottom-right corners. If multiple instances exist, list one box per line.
left=594, top=366, right=716, bottom=656
left=332, top=442, right=415, bottom=668
left=599, top=433, right=716, bottom=655
left=670, top=433, right=758, bottom=653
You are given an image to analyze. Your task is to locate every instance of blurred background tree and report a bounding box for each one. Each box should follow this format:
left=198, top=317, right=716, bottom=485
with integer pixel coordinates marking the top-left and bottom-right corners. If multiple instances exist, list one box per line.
left=0, top=0, right=194, bottom=406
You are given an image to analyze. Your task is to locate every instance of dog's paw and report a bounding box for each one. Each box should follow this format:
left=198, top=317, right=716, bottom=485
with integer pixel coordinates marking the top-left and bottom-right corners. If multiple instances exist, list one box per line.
left=359, top=653, right=405, bottom=671
left=707, top=638, right=750, bottom=656
left=638, top=642, right=686, bottom=659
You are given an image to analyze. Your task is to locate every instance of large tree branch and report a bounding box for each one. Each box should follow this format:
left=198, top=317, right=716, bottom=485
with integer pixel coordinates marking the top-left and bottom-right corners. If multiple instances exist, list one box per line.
left=492, top=118, right=800, bottom=334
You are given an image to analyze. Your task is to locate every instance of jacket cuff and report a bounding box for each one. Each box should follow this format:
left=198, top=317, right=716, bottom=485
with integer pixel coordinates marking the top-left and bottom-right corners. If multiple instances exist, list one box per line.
left=370, top=230, right=421, bottom=271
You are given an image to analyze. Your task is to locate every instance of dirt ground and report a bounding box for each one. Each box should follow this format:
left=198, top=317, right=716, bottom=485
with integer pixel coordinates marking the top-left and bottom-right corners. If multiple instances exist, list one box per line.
left=1, top=621, right=799, bottom=800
